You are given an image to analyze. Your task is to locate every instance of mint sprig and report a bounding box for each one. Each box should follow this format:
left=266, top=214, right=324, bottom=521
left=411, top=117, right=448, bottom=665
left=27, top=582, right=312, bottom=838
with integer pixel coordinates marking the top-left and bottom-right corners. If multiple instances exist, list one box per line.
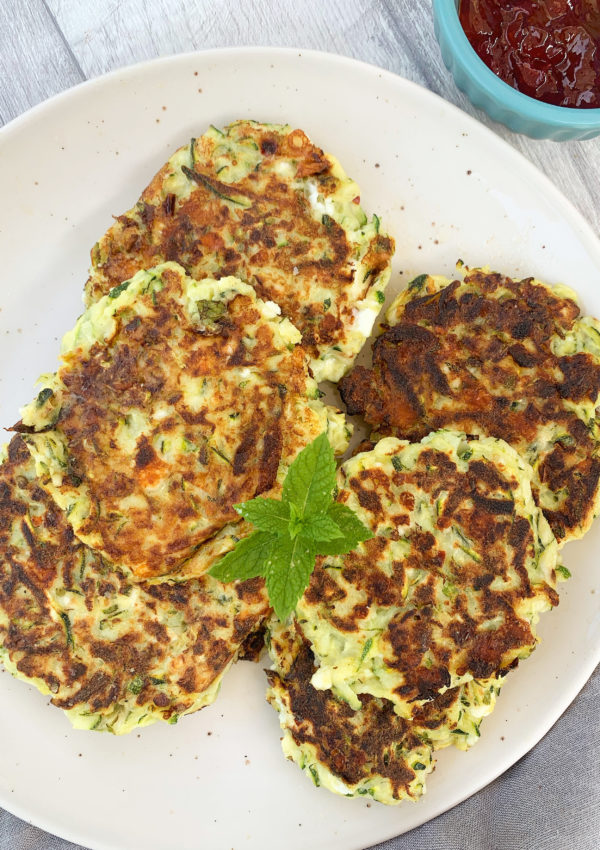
left=209, top=432, right=373, bottom=620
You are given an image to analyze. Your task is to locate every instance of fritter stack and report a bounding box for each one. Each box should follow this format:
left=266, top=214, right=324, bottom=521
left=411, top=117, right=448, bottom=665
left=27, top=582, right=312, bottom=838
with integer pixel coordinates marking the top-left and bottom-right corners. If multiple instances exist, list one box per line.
left=266, top=430, right=559, bottom=803
left=265, top=265, right=600, bottom=804
left=1, top=121, right=392, bottom=732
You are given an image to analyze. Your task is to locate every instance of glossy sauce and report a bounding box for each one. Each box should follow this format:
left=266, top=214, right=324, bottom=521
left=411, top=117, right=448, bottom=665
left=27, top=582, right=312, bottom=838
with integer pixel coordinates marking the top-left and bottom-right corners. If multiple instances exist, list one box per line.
left=459, top=1, right=600, bottom=108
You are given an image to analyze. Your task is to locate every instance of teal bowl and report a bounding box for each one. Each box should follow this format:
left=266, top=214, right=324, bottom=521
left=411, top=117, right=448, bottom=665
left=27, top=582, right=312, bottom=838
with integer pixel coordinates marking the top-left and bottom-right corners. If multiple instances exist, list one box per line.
left=432, top=0, right=600, bottom=140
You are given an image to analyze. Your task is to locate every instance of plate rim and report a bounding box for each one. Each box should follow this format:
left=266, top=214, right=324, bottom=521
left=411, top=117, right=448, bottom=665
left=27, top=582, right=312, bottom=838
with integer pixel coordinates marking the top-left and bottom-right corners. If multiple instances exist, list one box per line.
left=1, top=45, right=599, bottom=850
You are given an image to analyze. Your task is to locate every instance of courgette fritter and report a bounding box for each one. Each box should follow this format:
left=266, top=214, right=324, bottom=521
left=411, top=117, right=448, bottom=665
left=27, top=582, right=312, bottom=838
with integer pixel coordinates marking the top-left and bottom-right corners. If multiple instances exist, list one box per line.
left=18, top=263, right=348, bottom=580
left=85, top=120, right=394, bottom=382
left=0, top=437, right=269, bottom=734
left=265, top=618, right=502, bottom=804
left=290, top=431, right=558, bottom=716
left=339, top=267, right=600, bottom=543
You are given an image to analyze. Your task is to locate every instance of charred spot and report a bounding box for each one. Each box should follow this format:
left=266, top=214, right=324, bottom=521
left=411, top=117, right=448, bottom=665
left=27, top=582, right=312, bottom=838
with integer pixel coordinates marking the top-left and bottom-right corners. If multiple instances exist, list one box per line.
left=338, top=366, right=377, bottom=417
left=413, top=665, right=451, bottom=702
left=464, top=619, right=534, bottom=679
left=409, top=530, right=436, bottom=552
left=134, top=436, right=158, bottom=469
left=235, top=575, right=268, bottom=605
left=7, top=436, right=30, bottom=465
left=53, top=671, right=113, bottom=710
left=353, top=485, right=383, bottom=516
left=471, top=493, right=514, bottom=515
left=507, top=517, right=531, bottom=548
left=203, top=637, right=232, bottom=673
left=232, top=425, right=257, bottom=477
left=508, top=343, right=537, bottom=368
left=558, top=353, right=600, bottom=402
left=124, top=316, right=142, bottom=334
left=20, top=520, right=36, bottom=550
left=268, top=639, right=421, bottom=798
left=305, top=567, right=348, bottom=605
left=384, top=322, right=439, bottom=349
left=177, top=666, right=198, bottom=693
left=472, top=573, right=495, bottom=591
left=468, top=460, right=511, bottom=493
left=237, top=626, right=267, bottom=662
left=448, top=618, right=476, bottom=648
left=510, top=318, right=533, bottom=339
left=403, top=280, right=460, bottom=327
left=137, top=202, right=156, bottom=229
left=256, top=425, right=283, bottom=496
left=458, top=290, right=487, bottom=322
left=260, top=137, right=278, bottom=156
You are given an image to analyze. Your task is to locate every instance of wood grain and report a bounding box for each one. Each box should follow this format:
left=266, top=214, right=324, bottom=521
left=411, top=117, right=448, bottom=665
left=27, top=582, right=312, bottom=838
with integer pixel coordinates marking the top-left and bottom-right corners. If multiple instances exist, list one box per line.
left=0, top=0, right=83, bottom=124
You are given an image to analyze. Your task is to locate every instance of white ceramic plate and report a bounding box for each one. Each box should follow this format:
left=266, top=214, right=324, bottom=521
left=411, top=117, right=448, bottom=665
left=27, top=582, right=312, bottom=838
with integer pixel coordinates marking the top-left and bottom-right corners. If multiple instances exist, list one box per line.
left=0, top=48, right=599, bottom=850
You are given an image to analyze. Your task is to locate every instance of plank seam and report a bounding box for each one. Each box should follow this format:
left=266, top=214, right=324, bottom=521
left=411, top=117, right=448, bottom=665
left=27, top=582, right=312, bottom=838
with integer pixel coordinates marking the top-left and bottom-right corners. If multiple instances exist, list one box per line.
left=41, top=0, right=87, bottom=82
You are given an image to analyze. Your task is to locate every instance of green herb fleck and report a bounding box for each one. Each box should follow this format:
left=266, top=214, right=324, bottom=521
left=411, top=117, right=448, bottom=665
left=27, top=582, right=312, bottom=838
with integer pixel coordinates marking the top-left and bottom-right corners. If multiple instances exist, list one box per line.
left=375, top=290, right=385, bottom=304
left=108, top=279, right=132, bottom=299
left=193, top=299, right=227, bottom=334
left=181, top=165, right=250, bottom=207
left=359, top=636, right=373, bottom=665
left=210, top=445, right=232, bottom=466
left=391, top=456, right=403, bottom=472
left=36, top=387, right=54, bottom=407
left=60, top=612, right=74, bottom=649
left=554, top=434, right=575, bottom=448
left=556, top=565, right=571, bottom=581
left=129, top=675, right=144, bottom=695
left=408, top=274, right=428, bottom=292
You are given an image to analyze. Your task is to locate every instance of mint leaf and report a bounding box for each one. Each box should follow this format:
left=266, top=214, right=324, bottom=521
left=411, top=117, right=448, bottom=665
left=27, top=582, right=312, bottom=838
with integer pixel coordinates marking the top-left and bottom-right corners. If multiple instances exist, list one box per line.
left=265, top=532, right=316, bottom=621
left=302, top=514, right=344, bottom=544
left=209, top=433, right=375, bottom=620
left=282, top=431, right=336, bottom=518
left=209, top=530, right=274, bottom=582
left=235, top=497, right=290, bottom=536
left=315, top=502, right=374, bottom=555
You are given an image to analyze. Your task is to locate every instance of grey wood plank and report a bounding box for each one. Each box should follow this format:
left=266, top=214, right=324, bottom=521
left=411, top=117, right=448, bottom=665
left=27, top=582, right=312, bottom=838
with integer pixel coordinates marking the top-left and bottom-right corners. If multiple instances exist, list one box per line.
left=0, top=0, right=84, bottom=126
left=47, top=0, right=373, bottom=74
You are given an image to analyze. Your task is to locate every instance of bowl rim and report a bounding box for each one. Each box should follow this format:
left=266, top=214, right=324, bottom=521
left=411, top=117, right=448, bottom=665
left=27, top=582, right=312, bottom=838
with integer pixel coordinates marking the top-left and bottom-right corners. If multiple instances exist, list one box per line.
left=433, top=0, right=600, bottom=128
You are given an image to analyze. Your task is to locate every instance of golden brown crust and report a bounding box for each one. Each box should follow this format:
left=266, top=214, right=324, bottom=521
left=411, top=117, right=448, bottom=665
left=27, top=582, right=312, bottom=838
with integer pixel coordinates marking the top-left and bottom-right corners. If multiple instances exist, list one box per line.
left=86, top=122, right=394, bottom=373
left=339, top=269, right=600, bottom=541
left=21, top=266, right=324, bottom=579
left=295, top=433, right=558, bottom=712
left=0, top=437, right=269, bottom=725
left=266, top=637, right=425, bottom=799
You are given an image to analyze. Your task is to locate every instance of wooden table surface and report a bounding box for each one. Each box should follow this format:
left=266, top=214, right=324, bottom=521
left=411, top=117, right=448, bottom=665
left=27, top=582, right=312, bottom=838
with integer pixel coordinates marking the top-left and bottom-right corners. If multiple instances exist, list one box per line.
left=0, top=2, right=599, bottom=850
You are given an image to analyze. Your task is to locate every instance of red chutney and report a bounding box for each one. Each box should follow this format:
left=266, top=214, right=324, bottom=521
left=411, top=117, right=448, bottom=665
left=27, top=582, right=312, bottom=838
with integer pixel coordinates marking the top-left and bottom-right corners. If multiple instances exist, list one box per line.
left=459, top=1, right=600, bottom=108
